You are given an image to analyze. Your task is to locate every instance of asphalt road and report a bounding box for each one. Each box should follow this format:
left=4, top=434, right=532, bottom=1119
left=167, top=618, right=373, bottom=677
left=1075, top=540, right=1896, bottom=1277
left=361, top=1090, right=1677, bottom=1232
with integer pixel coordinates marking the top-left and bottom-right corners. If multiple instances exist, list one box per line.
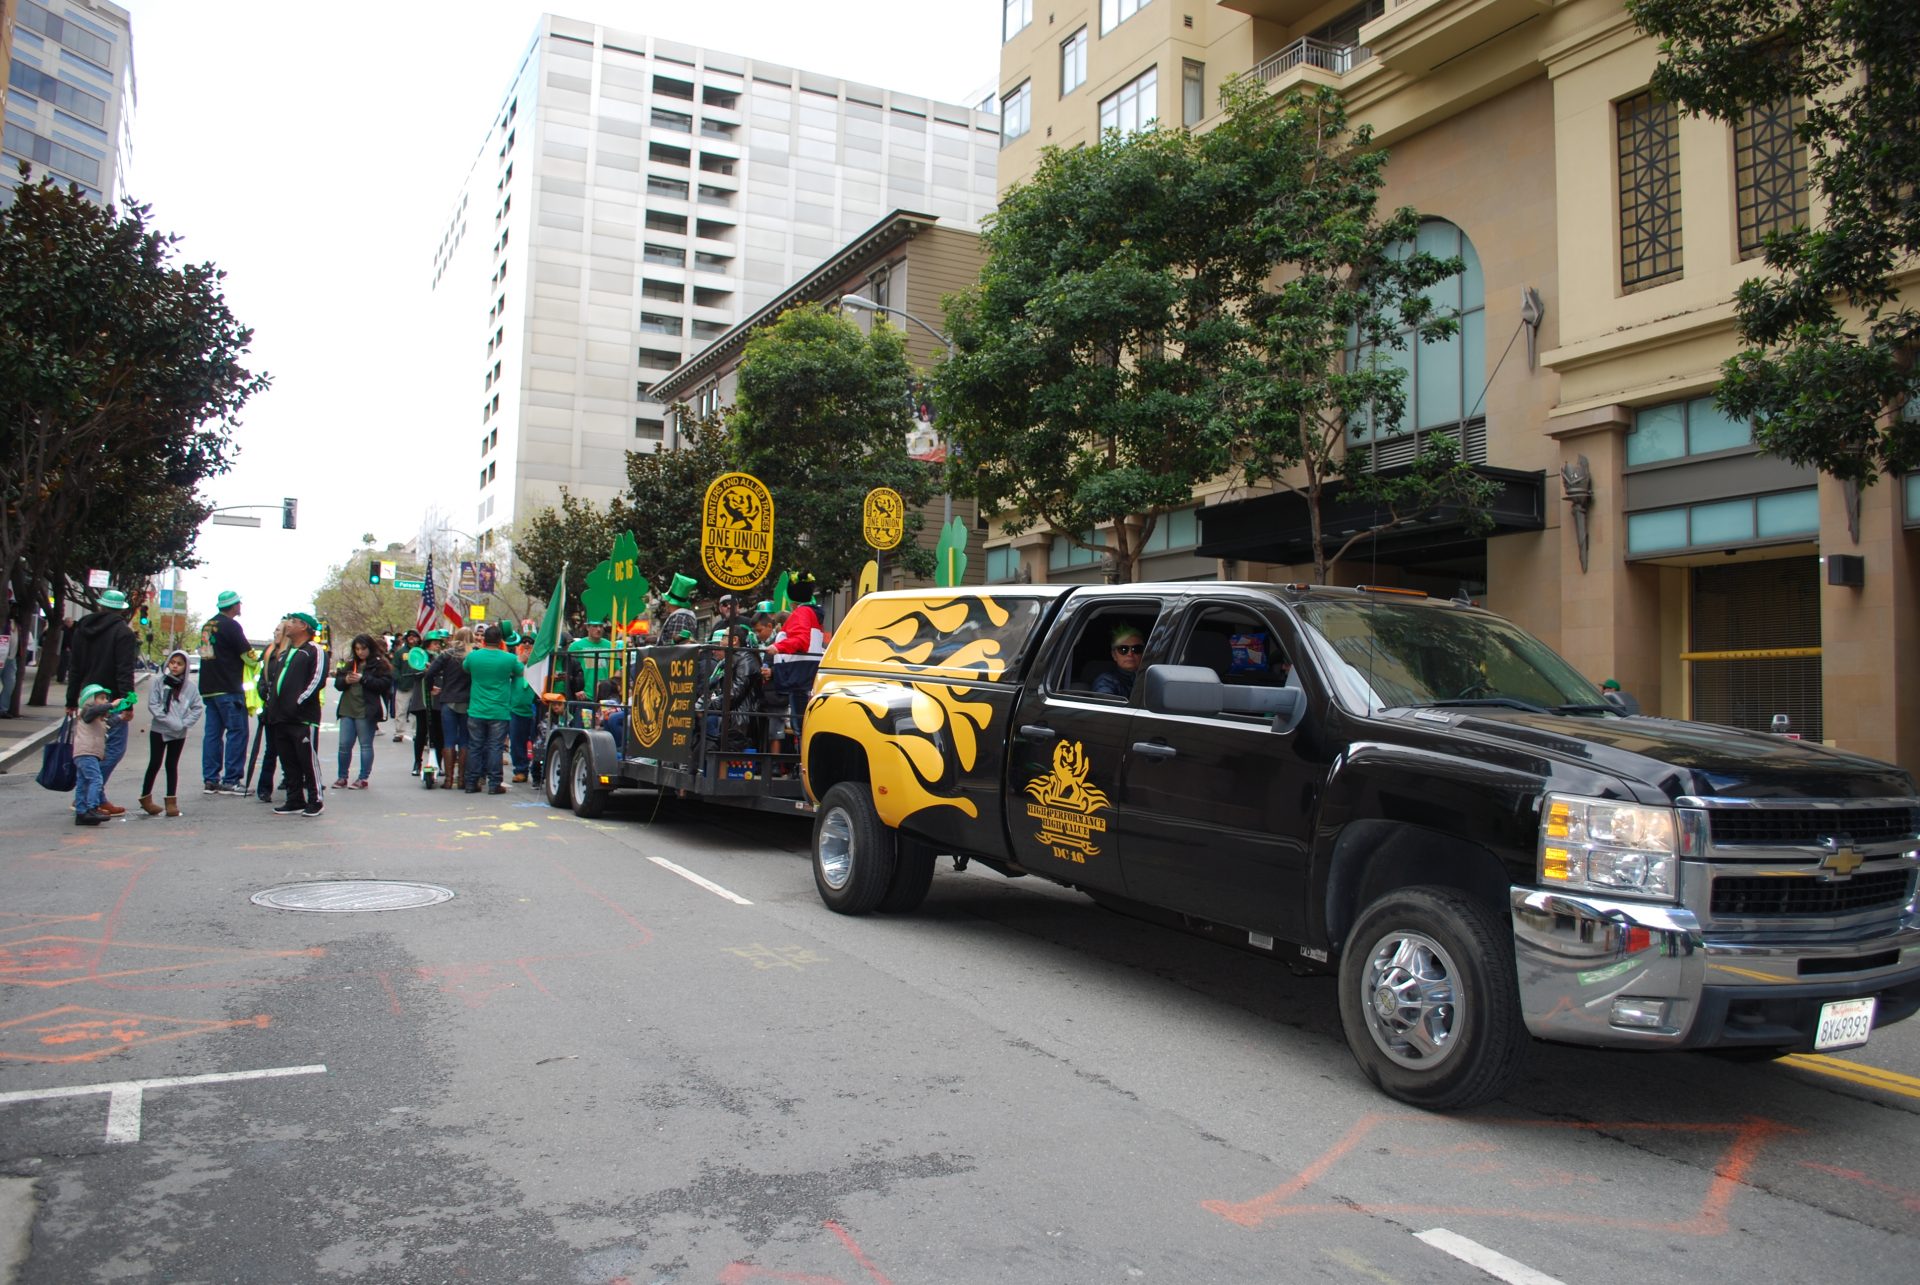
left=3, top=722, right=1918, bottom=1284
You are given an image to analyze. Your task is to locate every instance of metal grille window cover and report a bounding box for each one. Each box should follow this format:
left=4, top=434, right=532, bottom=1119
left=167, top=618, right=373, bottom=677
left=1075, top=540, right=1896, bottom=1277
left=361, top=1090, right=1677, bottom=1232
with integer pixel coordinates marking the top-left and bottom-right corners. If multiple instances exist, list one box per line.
left=1692, top=560, right=1819, bottom=652
left=1709, top=806, right=1920, bottom=848
left=1360, top=420, right=1487, bottom=471
left=1691, top=656, right=1822, bottom=742
left=1618, top=90, right=1682, bottom=290
left=1710, top=869, right=1914, bottom=918
left=1735, top=96, right=1807, bottom=259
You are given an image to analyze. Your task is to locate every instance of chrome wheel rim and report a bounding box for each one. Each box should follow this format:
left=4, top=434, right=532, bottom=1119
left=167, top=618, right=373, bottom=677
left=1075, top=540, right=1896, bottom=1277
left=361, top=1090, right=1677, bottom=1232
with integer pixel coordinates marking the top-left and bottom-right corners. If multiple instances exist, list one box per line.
left=818, top=807, right=854, bottom=891
left=1359, top=929, right=1461, bottom=1070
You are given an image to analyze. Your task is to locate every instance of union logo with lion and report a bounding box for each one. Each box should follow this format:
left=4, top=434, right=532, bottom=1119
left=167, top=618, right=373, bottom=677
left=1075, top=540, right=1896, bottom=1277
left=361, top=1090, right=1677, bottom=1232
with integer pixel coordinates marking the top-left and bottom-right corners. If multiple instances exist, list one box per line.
left=1023, top=740, right=1110, bottom=864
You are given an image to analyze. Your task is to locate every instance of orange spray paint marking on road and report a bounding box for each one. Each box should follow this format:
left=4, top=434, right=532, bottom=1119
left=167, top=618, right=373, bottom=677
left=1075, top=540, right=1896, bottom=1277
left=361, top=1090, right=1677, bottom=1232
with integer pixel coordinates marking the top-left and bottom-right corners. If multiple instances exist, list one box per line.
left=0, top=1006, right=271, bottom=1064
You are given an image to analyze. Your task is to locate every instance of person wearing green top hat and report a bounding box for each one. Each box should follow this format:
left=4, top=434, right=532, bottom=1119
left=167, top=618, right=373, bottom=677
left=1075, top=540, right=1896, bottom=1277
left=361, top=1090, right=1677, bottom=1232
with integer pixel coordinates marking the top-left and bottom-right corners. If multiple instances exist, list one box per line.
left=660, top=572, right=699, bottom=644
left=65, top=587, right=140, bottom=815
left=199, top=589, right=254, bottom=794
left=264, top=612, right=327, bottom=817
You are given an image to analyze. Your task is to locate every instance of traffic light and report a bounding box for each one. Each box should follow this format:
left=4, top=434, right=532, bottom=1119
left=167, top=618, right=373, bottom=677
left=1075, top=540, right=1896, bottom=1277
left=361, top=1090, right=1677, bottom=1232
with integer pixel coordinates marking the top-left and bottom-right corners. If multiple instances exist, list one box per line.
left=282, top=497, right=298, bottom=530
left=368, top=560, right=383, bottom=586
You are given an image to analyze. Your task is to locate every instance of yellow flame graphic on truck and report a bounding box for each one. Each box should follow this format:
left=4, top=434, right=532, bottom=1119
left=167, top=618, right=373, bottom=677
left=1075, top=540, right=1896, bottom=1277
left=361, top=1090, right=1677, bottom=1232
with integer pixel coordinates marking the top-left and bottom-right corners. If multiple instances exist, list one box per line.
left=804, top=595, right=1016, bottom=830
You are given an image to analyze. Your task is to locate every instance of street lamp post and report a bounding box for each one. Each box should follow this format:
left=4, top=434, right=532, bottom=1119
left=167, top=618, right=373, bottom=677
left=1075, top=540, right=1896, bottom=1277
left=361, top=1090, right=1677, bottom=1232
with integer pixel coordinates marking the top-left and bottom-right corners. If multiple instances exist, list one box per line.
left=837, top=294, right=955, bottom=528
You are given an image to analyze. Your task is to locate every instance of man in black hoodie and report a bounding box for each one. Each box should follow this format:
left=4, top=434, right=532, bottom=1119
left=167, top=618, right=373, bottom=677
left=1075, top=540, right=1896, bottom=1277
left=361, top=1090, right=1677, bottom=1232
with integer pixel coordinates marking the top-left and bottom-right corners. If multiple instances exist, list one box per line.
left=65, top=588, right=139, bottom=814
left=264, top=611, right=326, bottom=817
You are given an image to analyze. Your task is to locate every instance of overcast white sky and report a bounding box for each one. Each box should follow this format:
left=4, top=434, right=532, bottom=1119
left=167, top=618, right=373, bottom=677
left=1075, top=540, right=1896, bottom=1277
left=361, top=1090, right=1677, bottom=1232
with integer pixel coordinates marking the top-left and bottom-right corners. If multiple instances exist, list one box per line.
left=116, top=0, right=1000, bottom=632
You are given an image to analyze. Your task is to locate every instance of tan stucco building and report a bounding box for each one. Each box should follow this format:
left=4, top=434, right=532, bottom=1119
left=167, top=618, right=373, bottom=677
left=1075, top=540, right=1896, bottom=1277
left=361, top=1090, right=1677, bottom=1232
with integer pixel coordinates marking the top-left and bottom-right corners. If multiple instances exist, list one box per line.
left=988, top=0, right=1918, bottom=771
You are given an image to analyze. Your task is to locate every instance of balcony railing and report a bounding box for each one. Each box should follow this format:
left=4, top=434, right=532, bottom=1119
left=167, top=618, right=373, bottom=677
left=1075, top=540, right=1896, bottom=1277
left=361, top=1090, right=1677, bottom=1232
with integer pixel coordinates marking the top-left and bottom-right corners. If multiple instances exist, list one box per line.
left=1232, top=37, right=1372, bottom=92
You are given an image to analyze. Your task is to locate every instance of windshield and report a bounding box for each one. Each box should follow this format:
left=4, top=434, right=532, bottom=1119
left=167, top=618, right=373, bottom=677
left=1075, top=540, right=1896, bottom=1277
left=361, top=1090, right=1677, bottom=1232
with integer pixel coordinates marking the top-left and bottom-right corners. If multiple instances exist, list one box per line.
left=1293, top=598, right=1608, bottom=714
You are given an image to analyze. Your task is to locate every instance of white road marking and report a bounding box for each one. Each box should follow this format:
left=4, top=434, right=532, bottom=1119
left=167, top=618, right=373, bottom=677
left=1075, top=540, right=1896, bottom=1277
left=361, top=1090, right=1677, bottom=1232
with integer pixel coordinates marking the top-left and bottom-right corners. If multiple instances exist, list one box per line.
left=648, top=856, right=753, bottom=905
left=0, top=1064, right=328, bottom=1146
left=1414, top=1229, right=1566, bottom=1285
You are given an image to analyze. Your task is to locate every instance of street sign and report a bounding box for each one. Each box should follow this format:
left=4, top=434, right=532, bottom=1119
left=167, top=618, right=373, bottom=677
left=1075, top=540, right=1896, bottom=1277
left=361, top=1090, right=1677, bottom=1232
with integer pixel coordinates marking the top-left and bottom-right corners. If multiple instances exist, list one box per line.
left=87, top=568, right=109, bottom=588
left=380, top=561, right=398, bottom=583
left=863, top=487, right=905, bottom=551
left=393, top=578, right=426, bottom=592
left=158, top=589, right=174, bottom=609
left=459, top=561, right=479, bottom=595
left=210, top=514, right=262, bottom=528
left=468, top=604, right=488, bottom=621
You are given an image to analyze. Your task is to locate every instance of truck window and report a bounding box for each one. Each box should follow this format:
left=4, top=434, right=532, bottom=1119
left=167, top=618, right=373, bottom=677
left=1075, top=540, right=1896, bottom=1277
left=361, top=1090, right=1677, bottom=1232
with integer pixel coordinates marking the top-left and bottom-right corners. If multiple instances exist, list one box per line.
left=1177, top=607, right=1294, bottom=690
left=1060, top=605, right=1161, bottom=700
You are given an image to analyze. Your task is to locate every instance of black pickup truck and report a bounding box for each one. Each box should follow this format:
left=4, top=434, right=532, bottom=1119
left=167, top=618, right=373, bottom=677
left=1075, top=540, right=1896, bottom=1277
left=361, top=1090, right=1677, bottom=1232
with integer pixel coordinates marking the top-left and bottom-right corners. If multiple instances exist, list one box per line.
left=799, top=583, right=1920, bottom=1109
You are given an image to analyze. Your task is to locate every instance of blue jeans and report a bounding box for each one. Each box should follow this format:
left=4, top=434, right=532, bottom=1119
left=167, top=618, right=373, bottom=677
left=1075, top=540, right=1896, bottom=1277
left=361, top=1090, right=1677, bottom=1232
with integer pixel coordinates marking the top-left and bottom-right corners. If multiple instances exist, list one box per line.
left=0, top=656, right=16, bottom=712
left=337, top=714, right=375, bottom=781
left=509, top=710, right=535, bottom=774
left=101, top=716, right=127, bottom=788
left=202, top=692, right=248, bottom=786
left=466, top=717, right=505, bottom=788
left=74, top=755, right=104, bottom=814
left=440, top=705, right=468, bottom=751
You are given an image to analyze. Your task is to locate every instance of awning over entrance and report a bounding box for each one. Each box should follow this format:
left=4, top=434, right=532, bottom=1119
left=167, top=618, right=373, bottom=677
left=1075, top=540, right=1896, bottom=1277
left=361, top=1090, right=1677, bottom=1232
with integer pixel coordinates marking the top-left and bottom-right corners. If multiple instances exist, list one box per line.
left=1195, top=466, right=1547, bottom=567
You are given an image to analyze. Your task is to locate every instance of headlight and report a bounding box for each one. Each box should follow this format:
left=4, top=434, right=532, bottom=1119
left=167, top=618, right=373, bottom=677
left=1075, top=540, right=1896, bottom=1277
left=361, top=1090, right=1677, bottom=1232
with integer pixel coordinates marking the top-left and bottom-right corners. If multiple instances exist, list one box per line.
left=1539, top=792, right=1679, bottom=902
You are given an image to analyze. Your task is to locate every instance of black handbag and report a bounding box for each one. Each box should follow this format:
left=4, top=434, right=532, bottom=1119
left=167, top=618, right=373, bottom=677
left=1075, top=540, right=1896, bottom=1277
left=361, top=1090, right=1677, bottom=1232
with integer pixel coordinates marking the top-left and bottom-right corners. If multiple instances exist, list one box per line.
left=37, top=717, right=77, bottom=792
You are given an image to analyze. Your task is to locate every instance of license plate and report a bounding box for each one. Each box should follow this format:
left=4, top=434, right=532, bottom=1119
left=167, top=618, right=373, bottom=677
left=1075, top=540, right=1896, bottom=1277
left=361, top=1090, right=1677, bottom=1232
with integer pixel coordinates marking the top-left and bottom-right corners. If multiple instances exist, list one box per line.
left=1814, top=997, right=1876, bottom=1050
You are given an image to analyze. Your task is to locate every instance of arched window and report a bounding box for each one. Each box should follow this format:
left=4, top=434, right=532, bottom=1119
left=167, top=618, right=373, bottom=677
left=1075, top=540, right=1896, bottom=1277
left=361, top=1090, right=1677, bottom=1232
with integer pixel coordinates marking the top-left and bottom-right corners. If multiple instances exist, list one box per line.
left=1348, top=219, right=1486, bottom=465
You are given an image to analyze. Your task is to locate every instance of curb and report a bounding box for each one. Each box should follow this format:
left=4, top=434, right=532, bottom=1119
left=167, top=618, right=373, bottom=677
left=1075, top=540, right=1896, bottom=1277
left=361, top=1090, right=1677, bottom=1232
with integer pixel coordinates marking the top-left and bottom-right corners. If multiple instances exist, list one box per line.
left=0, top=674, right=152, bottom=776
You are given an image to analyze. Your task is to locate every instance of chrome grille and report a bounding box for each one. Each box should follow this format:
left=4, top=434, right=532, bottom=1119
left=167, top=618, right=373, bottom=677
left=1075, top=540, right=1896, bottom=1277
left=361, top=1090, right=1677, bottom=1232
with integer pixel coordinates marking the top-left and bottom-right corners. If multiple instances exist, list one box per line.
left=1710, top=869, right=1915, bottom=918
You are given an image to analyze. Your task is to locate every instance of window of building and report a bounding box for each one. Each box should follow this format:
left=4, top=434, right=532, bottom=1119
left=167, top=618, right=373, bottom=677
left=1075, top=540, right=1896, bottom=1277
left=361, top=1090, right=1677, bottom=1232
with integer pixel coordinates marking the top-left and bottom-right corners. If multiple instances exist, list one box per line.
left=649, top=142, right=691, bottom=168
left=643, top=243, right=685, bottom=268
left=1617, top=89, right=1682, bottom=291
left=7, top=62, right=107, bottom=125
left=1182, top=60, right=1204, bottom=126
left=1048, top=530, right=1107, bottom=571
left=640, top=312, right=681, bottom=336
left=18, top=2, right=112, bottom=68
left=1101, top=0, right=1150, bottom=36
left=635, top=417, right=665, bottom=442
left=985, top=546, right=1020, bottom=583
left=645, top=211, right=688, bottom=236
left=1004, top=0, right=1033, bottom=42
left=692, top=320, right=728, bottom=341
left=1625, top=488, right=1817, bottom=557
left=1140, top=506, right=1199, bottom=555
left=1, top=122, right=101, bottom=185
left=1001, top=80, right=1032, bottom=145
left=481, top=435, right=490, bottom=457
left=642, top=278, right=683, bottom=302
left=653, top=75, right=695, bottom=101
left=703, top=86, right=739, bottom=109
left=693, top=251, right=731, bottom=272
left=490, top=428, right=498, bottom=449
left=652, top=108, right=693, bottom=133
left=1734, top=96, right=1808, bottom=259
left=1347, top=219, right=1487, bottom=455
left=647, top=175, right=690, bottom=200
left=700, top=119, right=736, bottom=140
left=1061, top=28, right=1087, bottom=96
left=869, top=267, right=890, bottom=310
left=1625, top=395, right=1754, bottom=467
left=698, top=153, right=735, bottom=175
left=1099, top=66, right=1158, bottom=137
left=696, top=184, right=733, bottom=207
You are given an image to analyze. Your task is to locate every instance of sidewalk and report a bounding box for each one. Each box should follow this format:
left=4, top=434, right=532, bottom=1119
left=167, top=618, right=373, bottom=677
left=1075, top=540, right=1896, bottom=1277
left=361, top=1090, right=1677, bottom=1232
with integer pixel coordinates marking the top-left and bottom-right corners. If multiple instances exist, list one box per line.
left=0, top=665, right=151, bottom=775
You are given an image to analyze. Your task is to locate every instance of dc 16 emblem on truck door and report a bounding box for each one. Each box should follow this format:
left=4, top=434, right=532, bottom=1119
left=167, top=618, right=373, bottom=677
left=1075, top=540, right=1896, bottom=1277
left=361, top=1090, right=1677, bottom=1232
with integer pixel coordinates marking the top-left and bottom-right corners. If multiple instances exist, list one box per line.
left=1023, top=740, right=1110, bottom=864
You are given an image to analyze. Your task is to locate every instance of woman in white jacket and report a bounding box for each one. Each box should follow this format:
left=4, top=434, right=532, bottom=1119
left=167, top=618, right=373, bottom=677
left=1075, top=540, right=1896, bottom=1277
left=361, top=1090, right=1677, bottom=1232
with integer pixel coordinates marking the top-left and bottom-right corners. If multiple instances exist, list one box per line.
left=141, top=649, right=204, bottom=817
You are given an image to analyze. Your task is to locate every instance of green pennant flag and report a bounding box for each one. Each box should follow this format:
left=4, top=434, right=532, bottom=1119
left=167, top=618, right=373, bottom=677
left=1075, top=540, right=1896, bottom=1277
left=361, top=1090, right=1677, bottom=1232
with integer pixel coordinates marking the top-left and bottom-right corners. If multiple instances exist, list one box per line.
left=530, top=564, right=567, bottom=666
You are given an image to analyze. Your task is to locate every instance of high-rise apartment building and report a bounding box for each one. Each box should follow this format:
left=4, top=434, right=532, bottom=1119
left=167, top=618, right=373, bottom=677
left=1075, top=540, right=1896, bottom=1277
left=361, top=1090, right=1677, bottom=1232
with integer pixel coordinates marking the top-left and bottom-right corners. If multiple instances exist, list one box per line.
left=431, top=15, right=1001, bottom=549
left=987, top=1, right=1919, bottom=769
left=1, top=0, right=133, bottom=205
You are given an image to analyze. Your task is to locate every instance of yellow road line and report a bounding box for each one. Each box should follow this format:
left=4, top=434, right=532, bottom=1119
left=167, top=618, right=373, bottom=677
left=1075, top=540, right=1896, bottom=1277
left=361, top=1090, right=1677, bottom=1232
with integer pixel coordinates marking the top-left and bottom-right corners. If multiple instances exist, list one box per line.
left=1782, top=1053, right=1920, bottom=1101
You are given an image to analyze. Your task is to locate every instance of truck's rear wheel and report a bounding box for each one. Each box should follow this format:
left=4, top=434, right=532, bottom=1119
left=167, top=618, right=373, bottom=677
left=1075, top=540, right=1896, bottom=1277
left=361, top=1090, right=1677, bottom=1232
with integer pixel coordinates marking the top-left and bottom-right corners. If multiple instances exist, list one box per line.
left=544, top=738, right=573, bottom=809
left=877, top=835, right=937, bottom=913
left=1338, top=886, right=1526, bottom=1111
left=813, top=783, right=895, bottom=914
left=570, top=750, right=608, bottom=818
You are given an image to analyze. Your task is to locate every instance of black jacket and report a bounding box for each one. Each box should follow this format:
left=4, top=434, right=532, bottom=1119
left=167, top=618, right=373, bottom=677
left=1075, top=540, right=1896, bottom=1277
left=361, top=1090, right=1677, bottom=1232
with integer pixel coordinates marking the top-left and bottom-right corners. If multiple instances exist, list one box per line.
left=65, top=610, right=138, bottom=710
left=200, top=612, right=250, bottom=697
left=332, top=654, right=394, bottom=721
left=264, top=641, right=325, bottom=725
left=423, top=649, right=472, bottom=710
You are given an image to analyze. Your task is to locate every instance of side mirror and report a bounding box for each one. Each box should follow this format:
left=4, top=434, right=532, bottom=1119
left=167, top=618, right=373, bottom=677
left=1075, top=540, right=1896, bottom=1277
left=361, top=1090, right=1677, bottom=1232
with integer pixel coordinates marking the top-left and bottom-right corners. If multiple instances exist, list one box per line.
left=1223, top=685, right=1304, bottom=724
left=1143, top=664, right=1225, bottom=716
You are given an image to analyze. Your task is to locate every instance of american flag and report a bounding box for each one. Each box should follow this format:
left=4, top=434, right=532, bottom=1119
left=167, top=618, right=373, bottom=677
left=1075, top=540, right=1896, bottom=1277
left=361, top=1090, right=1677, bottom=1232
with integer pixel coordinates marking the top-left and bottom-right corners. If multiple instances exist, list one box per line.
left=415, top=555, right=437, bottom=633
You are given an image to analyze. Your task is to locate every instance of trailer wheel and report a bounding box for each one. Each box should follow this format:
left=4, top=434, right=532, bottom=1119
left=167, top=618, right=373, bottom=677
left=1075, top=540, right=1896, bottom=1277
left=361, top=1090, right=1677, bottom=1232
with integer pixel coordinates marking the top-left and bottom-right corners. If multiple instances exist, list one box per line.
left=544, top=737, right=573, bottom=809
left=812, top=783, right=895, bottom=915
left=877, top=835, right=937, bottom=913
left=570, top=749, right=608, bottom=819
left=1338, top=886, right=1527, bottom=1111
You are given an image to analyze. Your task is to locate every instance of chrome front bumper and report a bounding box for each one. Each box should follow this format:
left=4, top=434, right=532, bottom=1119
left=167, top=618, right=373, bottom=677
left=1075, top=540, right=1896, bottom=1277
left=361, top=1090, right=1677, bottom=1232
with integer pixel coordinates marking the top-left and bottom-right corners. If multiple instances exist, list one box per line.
left=1509, top=885, right=1920, bottom=1048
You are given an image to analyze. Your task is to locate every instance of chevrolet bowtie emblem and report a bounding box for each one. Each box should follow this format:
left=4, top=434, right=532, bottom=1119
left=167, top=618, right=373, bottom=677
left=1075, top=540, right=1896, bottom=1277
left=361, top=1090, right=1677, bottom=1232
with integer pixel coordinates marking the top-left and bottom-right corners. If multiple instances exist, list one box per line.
left=1818, top=839, right=1864, bottom=877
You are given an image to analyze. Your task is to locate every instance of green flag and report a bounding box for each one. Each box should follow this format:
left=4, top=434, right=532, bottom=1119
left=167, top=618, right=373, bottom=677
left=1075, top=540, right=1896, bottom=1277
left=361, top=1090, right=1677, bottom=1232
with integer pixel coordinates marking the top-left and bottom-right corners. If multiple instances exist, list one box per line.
left=531, top=564, right=567, bottom=667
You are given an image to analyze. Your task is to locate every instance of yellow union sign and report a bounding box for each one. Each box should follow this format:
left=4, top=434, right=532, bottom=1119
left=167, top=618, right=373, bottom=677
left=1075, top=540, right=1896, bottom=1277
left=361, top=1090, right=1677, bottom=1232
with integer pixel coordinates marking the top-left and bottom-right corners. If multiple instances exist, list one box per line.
left=862, top=486, right=905, bottom=551
left=700, top=472, right=775, bottom=591
left=632, top=656, right=668, bottom=749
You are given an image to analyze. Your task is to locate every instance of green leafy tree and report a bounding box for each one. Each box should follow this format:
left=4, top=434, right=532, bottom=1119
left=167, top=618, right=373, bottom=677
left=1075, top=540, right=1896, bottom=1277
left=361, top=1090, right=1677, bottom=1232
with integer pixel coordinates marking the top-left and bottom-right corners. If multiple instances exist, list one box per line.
left=1, top=172, right=265, bottom=704
left=1627, top=0, right=1920, bottom=483
left=1208, top=84, right=1497, bottom=583
left=615, top=411, right=734, bottom=597
left=727, top=304, right=936, bottom=593
left=936, top=126, right=1238, bottom=583
left=513, top=490, right=616, bottom=610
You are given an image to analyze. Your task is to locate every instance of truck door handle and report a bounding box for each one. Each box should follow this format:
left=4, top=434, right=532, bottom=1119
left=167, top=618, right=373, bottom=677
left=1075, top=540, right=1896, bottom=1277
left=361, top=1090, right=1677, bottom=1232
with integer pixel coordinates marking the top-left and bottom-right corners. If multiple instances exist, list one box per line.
left=1132, top=740, right=1178, bottom=759
left=1019, top=724, right=1056, bottom=741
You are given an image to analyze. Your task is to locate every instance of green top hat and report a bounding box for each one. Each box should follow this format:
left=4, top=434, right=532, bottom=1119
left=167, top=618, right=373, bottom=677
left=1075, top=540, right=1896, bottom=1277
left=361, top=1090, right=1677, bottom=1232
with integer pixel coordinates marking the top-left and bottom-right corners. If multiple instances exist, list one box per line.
left=284, top=611, right=320, bottom=633
left=77, top=683, right=112, bottom=703
left=97, top=589, right=130, bottom=610
left=216, top=590, right=242, bottom=610
left=664, top=572, right=698, bottom=607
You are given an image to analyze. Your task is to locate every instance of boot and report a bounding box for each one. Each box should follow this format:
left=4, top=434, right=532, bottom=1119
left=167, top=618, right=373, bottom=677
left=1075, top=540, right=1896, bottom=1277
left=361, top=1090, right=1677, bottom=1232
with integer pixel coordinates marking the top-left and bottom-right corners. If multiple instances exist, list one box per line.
left=164, top=797, right=180, bottom=818
left=440, top=750, right=456, bottom=789
left=138, top=794, right=162, bottom=816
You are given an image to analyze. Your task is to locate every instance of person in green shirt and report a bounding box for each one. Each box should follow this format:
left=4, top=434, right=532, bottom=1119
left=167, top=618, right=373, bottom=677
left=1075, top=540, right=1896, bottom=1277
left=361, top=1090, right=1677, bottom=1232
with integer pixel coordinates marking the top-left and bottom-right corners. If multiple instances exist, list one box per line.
left=462, top=623, right=526, bottom=794
left=566, top=618, right=618, bottom=710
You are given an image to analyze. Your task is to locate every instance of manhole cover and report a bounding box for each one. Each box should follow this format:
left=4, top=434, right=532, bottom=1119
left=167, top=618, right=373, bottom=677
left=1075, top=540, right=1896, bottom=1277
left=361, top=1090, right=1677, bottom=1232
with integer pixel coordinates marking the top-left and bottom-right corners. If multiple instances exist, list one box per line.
left=251, top=881, right=456, bottom=913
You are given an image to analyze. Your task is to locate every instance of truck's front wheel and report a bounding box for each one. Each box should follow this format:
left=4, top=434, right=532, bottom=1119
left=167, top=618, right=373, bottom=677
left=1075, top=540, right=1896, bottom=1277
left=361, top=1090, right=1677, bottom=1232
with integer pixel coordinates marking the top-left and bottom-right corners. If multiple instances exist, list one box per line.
left=813, top=783, right=895, bottom=915
left=1338, top=887, right=1527, bottom=1111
